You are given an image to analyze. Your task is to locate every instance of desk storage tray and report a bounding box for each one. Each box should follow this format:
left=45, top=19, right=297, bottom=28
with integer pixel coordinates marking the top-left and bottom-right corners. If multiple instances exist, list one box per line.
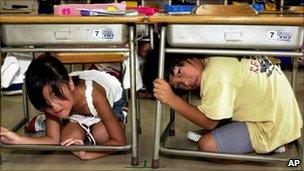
left=2, top=24, right=128, bottom=46
left=167, top=24, right=304, bottom=50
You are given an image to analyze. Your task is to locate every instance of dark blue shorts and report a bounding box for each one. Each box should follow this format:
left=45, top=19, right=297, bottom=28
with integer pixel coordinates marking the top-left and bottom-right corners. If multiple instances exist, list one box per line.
left=112, top=98, right=125, bottom=122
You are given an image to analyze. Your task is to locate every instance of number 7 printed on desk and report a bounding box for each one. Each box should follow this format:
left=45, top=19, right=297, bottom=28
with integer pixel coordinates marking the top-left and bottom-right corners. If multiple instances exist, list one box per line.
left=92, top=29, right=115, bottom=40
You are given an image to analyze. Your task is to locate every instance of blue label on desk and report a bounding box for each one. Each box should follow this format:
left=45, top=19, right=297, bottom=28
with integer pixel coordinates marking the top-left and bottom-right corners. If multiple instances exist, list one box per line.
left=92, top=29, right=114, bottom=40
left=267, top=31, right=292, bottom=41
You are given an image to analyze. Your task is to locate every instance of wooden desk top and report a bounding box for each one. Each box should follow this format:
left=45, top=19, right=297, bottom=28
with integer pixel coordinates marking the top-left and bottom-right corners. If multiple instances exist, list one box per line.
left=1, top=14, right=303, bottom=26
left=147, top=14, right=304, bottom=26
left=0, top=15, right=145, bottom=24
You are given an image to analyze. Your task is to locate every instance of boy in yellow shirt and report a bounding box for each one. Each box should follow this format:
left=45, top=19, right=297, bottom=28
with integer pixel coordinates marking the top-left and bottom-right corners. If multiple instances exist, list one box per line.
left=144, top=54, right=302, bottom=154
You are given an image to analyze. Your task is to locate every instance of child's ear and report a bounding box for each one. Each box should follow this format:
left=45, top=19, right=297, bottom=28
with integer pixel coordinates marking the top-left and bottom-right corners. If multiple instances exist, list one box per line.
left=68, top=77, right=75, bottom=91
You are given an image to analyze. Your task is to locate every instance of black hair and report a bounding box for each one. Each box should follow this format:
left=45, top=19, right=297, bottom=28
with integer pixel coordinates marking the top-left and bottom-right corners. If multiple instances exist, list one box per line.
left=142, top=33, right=160, bottom=95
left=142, top=32, right=206, bottom=96
left=25, top=53, right=70, bottom=111
left=143, top=48, right=199, bottom=96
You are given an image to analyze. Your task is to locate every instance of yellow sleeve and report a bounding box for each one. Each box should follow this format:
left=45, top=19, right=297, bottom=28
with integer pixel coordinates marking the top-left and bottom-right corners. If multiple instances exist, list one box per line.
left=197, top=81, right=239, bottom=120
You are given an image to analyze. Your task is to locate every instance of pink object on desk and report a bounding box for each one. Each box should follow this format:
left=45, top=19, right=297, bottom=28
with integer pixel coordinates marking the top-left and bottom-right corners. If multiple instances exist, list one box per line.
left=61, top=8, right=71, bottom=15
left=131, top=7, right=158, bottom=16
left=54, top=3, right=126, bottom=16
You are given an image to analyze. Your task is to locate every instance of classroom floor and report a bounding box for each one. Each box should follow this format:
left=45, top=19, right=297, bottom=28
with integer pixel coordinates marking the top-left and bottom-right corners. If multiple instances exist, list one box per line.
left=1, top=69, right=303, bottom=171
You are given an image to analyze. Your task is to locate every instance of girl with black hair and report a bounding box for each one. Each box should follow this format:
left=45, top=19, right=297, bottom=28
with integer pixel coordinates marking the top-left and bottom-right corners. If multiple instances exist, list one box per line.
left=0, top=53, right=126, bottom=160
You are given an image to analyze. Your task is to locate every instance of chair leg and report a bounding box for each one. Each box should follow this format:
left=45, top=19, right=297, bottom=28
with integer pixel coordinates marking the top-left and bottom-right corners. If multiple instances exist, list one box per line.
left=169, top=108, right=175, bottom=136
left=291, top=57, right=298, bottom=91
left=23, top=80, right=31, bottom=134
left=136, top=92, right=142, bottom=134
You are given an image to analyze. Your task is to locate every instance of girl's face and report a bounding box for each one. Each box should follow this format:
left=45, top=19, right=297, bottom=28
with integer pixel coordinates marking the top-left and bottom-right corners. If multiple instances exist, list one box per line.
left=42, top=81, right=74, bottom=119
left=169, top=58, right=204, bottom=90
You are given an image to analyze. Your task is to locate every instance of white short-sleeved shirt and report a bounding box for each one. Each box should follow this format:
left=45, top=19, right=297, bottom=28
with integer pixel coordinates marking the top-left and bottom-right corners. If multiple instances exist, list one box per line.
left=69, top=70, right=123, bottom=125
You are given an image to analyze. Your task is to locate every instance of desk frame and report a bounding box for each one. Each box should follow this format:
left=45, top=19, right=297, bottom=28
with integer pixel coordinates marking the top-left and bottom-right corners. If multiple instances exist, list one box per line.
left=152, top=25, right=304, bottom=168
left=0, top=20, right=140, bottom=166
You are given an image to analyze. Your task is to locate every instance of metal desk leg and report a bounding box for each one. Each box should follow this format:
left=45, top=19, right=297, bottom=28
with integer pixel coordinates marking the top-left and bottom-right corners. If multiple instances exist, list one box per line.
left=129, top=25, right=139, bottom=166
left=302, top=125, right=304, bottom=171
left=291, top=57, right=298, bottom=91
left=301, top=56, right=304, bottom=171
left=152, top=26, right=167, bottom=169
left=0, top=49, right=2, bottom=165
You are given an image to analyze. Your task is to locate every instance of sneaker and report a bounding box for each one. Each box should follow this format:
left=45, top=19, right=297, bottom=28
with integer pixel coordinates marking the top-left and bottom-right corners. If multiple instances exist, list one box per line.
left=26, top=115, right=46, bottom=133
left=1, top=83, right=23, bottom=95
left=186, top=131, right=202, bottom=142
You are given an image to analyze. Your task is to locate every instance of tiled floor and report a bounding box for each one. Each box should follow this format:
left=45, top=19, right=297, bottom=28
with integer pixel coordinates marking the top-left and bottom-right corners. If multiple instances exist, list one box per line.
left=0, top=69, right=303, bottom=171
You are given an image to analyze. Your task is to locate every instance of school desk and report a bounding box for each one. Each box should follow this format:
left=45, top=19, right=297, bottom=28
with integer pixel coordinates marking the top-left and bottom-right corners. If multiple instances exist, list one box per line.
left=0, top=14, right=145, bottom=166
left=147, top=14, right=304, bottom=168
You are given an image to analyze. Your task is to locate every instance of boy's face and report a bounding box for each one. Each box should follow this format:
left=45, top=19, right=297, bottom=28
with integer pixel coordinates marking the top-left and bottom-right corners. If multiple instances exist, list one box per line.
left=168, top=58, right=203, bottom=90
left=42, top=82, right=74, bottom=119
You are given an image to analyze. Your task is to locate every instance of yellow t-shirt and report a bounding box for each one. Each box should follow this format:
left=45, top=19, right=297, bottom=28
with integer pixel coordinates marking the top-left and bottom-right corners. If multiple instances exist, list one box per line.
left=197, top=57, right=302, bottom=153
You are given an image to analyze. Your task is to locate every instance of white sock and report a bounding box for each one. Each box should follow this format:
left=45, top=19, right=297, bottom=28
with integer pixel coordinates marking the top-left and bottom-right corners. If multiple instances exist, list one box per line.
left=274, top=145, right=286, bottom=153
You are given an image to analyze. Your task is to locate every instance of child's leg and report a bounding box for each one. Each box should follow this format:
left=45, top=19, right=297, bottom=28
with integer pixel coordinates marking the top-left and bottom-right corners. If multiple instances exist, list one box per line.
left=60, top=122, right=86, bottom=142
left=197, top=131, right=217, bottom=152
left=90, top=122, right=109, bottom=144
left=198, top=122, right=254, bottom=154
left=91, top=122, right=125, bottom=145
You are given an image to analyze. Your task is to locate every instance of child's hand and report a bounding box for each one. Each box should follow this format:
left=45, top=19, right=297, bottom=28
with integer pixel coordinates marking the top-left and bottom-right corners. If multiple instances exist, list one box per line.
left=0, top=127, right=21, bottom=144
left=60, top=138, right=84, bottom=147
left=60, top=138, right=87, bottom=160
left=153, top=78, right=176, bottom=105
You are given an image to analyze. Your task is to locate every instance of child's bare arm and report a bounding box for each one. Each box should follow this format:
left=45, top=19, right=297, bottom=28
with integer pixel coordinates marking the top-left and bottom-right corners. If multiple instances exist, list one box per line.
left=61, top=138, right=114, bottom=160
left=153, top=78, right=219, bottom=130
left=78, top=151, right=113, bottom=160
left=92, top=84, right=126, bottom=146
left=0, top=114, right=61, bottom=144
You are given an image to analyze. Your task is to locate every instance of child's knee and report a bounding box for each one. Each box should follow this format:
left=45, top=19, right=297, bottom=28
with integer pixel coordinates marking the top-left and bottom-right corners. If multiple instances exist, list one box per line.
left=60, top=124, right=86, bottom=142
left=91, top=124, right=110, bottom=144
left=197, top=132, right=218, bottom=152
left=60, top=132, right=85, bottom=142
